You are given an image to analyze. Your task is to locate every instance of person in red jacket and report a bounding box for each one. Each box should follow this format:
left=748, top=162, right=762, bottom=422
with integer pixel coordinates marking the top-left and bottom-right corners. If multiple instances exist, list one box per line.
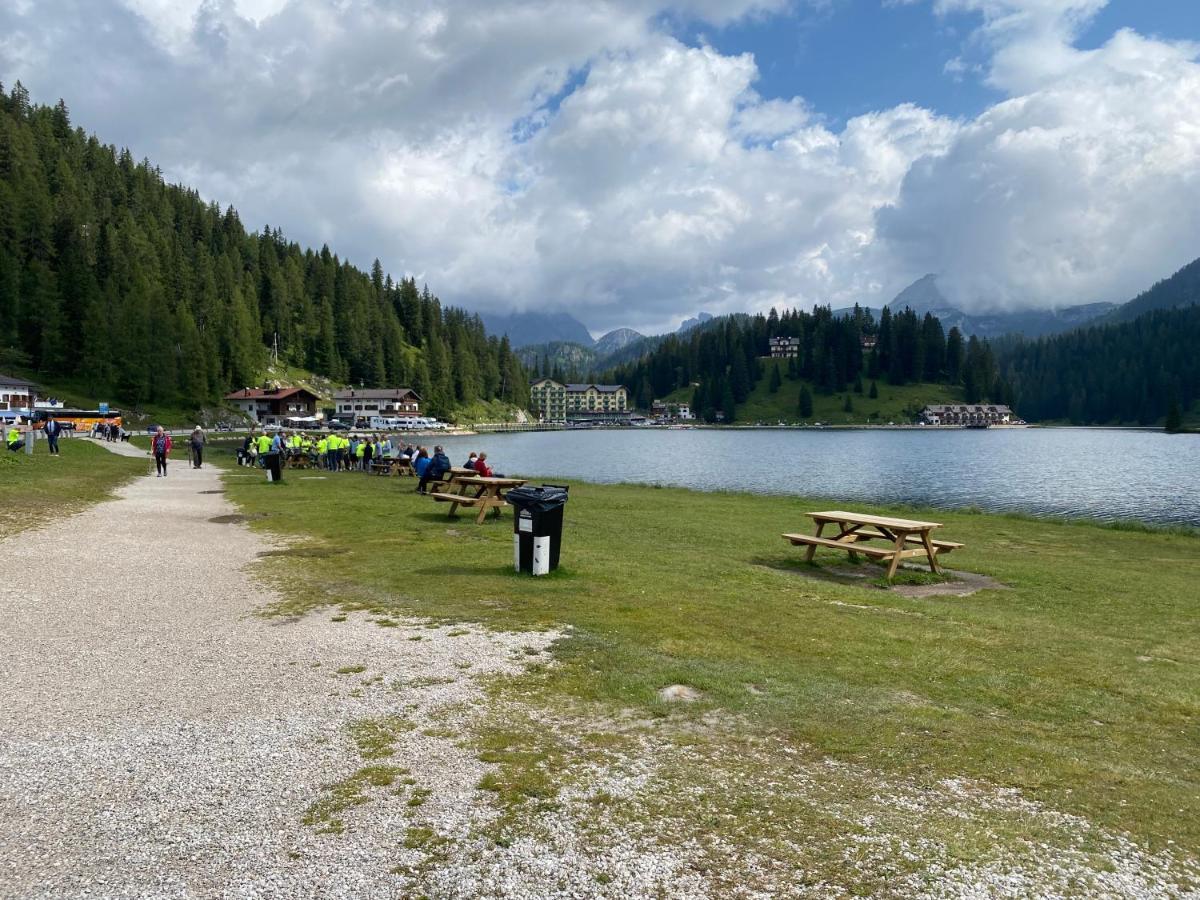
left=473, top=452, right=494, bottom=477
left=151, top=426, right=173, bottom=477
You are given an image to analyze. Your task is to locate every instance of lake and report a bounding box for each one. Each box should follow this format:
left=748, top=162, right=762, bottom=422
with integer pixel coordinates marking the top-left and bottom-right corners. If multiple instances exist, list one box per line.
left=427, top=427, right=1200, bottom=527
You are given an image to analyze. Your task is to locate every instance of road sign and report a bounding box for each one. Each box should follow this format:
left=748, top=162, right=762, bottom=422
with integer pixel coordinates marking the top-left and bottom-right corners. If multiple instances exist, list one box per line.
left=99, top=402, right=109, bottom=414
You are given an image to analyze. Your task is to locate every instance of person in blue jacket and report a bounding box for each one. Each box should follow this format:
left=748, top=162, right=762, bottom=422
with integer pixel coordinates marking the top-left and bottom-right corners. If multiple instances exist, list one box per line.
left=417, top=445, right=451, bottom=494
left=412, top=447, right=431, bottom=481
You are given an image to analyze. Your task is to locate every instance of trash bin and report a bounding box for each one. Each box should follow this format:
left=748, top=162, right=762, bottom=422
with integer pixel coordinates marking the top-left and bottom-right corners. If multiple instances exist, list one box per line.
left=506, top=485, right=569, bottom=575
left=264, top=451, right=283, bottom=483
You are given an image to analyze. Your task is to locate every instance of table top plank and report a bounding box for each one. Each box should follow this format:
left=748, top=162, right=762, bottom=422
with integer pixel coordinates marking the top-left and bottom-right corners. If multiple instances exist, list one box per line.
left=452, top=476, right=528, bottom=487
left=807, top=510, right=943, bottom=530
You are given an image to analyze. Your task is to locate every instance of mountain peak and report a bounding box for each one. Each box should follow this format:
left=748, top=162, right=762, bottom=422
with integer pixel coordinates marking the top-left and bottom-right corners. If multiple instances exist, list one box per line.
left=679, top=312, right=714, bottom=333
left=594, top=327, right=645, bottom=355
left=481, top=310, right=594, bottom=349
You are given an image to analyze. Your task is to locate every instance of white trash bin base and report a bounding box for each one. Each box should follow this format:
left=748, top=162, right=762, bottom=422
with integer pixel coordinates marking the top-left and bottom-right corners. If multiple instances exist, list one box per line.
left=532, top=535, right=551, bottom=576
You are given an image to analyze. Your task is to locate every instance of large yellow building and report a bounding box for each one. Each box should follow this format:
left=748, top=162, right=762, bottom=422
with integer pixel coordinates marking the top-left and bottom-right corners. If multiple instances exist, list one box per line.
left=529, top=378, right=629, bottom=423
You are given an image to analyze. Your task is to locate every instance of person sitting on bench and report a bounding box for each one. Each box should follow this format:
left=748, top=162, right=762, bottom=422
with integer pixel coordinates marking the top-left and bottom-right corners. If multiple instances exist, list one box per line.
left=418, top=445, right=451, bottom=494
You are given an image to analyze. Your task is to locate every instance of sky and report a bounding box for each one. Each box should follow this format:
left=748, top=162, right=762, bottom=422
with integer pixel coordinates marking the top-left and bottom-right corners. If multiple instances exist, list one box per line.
left=2, top=0, right=1199, bottom=336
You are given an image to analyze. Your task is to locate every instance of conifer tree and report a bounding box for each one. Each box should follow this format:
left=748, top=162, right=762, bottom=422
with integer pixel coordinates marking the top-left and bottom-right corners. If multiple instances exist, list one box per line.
left=798, top=385, right=813, bottom=418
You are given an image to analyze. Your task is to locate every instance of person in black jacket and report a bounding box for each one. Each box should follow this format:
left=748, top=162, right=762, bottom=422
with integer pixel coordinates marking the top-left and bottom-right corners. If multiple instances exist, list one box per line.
left=417, top=445, right=451, bottom=494
left=43, top=415, right=62, bottom=456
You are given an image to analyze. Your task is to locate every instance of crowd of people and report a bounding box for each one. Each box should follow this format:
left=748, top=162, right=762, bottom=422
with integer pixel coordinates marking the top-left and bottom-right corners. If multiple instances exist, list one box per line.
left=237, top=429, right=502, bottom=488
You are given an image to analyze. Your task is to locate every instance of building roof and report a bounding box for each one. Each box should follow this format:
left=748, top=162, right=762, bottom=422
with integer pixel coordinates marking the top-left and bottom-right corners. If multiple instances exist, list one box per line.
left=224, top=387, right=318, bottom=401
left=0, top=374, right=37, bottom=389
left=565, top=383, right=625, bottom=393
left=331, top=388, right=421, bottom=401
left=530, top=378, right=626, bottom=393
left=923, top=404, right=1012, bottom=414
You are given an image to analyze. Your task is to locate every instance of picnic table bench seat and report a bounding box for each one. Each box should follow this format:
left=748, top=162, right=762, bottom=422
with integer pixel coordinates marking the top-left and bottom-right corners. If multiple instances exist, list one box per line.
left=781, top=534, right=898, bottom=558
left=838, top=529, right=964, bottom=552
left=430, top=492, right=484, bottom=505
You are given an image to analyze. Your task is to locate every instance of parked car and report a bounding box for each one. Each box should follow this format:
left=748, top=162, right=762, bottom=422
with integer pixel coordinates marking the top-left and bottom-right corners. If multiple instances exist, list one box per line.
left=325, top=419, right=351, bottom=431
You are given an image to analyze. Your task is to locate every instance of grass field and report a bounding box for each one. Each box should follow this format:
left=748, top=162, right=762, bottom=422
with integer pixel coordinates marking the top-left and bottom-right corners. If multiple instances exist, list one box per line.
left=0, top=437, right=148, bottom=537
left=218, top=460, right=1200, bottom=885
left=667, top=360, right=964, bottom=425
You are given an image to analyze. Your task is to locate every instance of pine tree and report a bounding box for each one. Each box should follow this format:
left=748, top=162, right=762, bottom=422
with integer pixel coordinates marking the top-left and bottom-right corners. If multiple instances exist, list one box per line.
left=1164, top=398, right=1183, bottom=433
left=798, top=384, right=813, bottom=418
left=853, top=373, right=863, bottom=393
left=768, top=363, right=782, bottom=393
left=843, top=394, right=853, bottom=413
left=868, top=380, right=878, bottom=399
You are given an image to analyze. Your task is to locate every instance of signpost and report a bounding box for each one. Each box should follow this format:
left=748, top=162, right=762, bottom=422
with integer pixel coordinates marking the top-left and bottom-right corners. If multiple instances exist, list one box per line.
left=99, top=402, right=109, bottom=415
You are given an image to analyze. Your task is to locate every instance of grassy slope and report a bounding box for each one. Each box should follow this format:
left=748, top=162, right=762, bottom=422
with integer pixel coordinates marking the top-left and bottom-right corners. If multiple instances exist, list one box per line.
left=667, top=358, right=963, bottom=424
left=221, top=463, right=1200, bottom=858
left=0, top=438, right=149, bottom=537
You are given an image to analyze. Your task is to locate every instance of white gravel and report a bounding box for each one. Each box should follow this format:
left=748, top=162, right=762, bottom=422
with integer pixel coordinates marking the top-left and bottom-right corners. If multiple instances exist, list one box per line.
left=0, top=447, right=558, bottom=898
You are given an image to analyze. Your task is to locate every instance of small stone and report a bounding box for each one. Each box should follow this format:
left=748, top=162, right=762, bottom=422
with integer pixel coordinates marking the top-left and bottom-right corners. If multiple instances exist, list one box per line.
left=657, top=684, right=702, bottom=703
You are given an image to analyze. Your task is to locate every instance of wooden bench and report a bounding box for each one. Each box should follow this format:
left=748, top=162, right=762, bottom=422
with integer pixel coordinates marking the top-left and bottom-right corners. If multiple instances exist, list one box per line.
left=782, top=534, right=897, bottom=559
left=839, top=528, right=964, bottom=554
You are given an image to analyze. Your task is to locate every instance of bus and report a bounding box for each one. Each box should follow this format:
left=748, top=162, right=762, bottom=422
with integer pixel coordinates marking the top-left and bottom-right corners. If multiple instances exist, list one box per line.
left=31, top=408, right=123, bottom=433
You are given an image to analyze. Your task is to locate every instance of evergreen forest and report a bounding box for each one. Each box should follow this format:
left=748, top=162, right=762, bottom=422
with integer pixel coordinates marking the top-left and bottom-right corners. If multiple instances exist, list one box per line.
left=0, top=84, right=527, bottom=417
left=995, top=304, right=1200, bottom=425
left=603, top=305, right=1006, bottom=423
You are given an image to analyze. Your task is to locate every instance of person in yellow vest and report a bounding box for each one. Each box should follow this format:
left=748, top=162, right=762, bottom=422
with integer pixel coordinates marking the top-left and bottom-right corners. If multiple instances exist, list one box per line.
left=6, top=420, right=23, bottom=452
left=256, top=431, right=272, bottom=467
left=355, top=438, right=366, bottom=471
left=316, top=435, right=328, bottom=468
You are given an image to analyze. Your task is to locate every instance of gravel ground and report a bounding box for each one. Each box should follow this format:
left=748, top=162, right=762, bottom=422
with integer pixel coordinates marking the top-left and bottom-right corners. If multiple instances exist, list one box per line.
left=3, top=443, right=1196, bottom=899
left=0, top=446, right=558, bottom=898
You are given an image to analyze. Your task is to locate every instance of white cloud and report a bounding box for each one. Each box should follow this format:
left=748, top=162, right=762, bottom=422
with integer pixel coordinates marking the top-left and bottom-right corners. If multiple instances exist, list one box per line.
left=2, top=0, right=1200, bottom=330
left=879, top=28, right=1200, bottom=311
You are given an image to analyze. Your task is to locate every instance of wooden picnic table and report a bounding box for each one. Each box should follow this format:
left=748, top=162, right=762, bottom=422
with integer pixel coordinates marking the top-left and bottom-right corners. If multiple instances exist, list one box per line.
left=782, top=510, right=963, bottom=581
left=431, top=475, right=528, bottom=525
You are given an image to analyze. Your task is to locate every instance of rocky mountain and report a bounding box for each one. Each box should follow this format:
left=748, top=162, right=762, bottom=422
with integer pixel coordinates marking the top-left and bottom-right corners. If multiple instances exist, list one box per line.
left=480, top=311, right=595, bottom=349
left=594, top=327, right=645, bottom=356
left=678, top=312, right=713, bottom=333
left=878, top=275, right=1116, bottom=339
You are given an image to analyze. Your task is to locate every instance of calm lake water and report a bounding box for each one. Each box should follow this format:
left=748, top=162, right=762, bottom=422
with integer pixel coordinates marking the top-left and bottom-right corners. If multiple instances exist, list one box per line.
left=431, top=428, right=1200, bottom=527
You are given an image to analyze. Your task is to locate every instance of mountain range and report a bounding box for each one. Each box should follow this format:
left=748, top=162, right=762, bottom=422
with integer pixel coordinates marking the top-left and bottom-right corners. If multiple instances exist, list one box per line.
left=879, top=275, right=1119, bottom=339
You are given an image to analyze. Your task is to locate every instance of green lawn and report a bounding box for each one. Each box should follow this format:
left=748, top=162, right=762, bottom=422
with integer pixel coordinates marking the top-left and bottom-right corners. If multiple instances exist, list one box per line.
left=221, top=466, right=1200, bottom=866
left=667, top=359, right=963, bottom=424
left=0, top=437, right=148, bottom=537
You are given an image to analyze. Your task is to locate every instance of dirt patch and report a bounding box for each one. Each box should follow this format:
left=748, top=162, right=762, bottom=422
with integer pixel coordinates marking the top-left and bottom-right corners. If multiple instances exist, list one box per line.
left=891, top=569, right=1008, bottom=598
left=763, top=560, right=1006, bottom=598
left=209, top=513, right=270, bottom=525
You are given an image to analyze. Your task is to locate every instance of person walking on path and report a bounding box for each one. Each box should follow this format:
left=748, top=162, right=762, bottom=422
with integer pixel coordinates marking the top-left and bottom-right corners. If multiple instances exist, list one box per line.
left=151, top=427, right=172, bottom=477
left=189, top=426, right=206, bottom=469
left=44, top=415, right=63, bottom=456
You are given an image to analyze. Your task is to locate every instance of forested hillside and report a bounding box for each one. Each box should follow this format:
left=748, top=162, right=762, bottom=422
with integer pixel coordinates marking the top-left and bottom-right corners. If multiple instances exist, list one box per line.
left=1103, top=255, right=1200, bottom=325
left=605, top=305, right=1004, bottom=423
left=0, top=84, right=526, bottom=416
left=996, top=304, right=1200, bottom=425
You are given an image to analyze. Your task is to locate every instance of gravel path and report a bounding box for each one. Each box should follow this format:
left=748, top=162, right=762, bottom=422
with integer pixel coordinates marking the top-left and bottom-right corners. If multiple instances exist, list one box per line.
left=0, top=444, right=557, bottom=898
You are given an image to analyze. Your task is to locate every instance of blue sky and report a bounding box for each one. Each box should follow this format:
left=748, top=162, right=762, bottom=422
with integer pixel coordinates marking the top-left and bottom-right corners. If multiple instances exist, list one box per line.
left=678, top=0, right=1200, bottom=126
